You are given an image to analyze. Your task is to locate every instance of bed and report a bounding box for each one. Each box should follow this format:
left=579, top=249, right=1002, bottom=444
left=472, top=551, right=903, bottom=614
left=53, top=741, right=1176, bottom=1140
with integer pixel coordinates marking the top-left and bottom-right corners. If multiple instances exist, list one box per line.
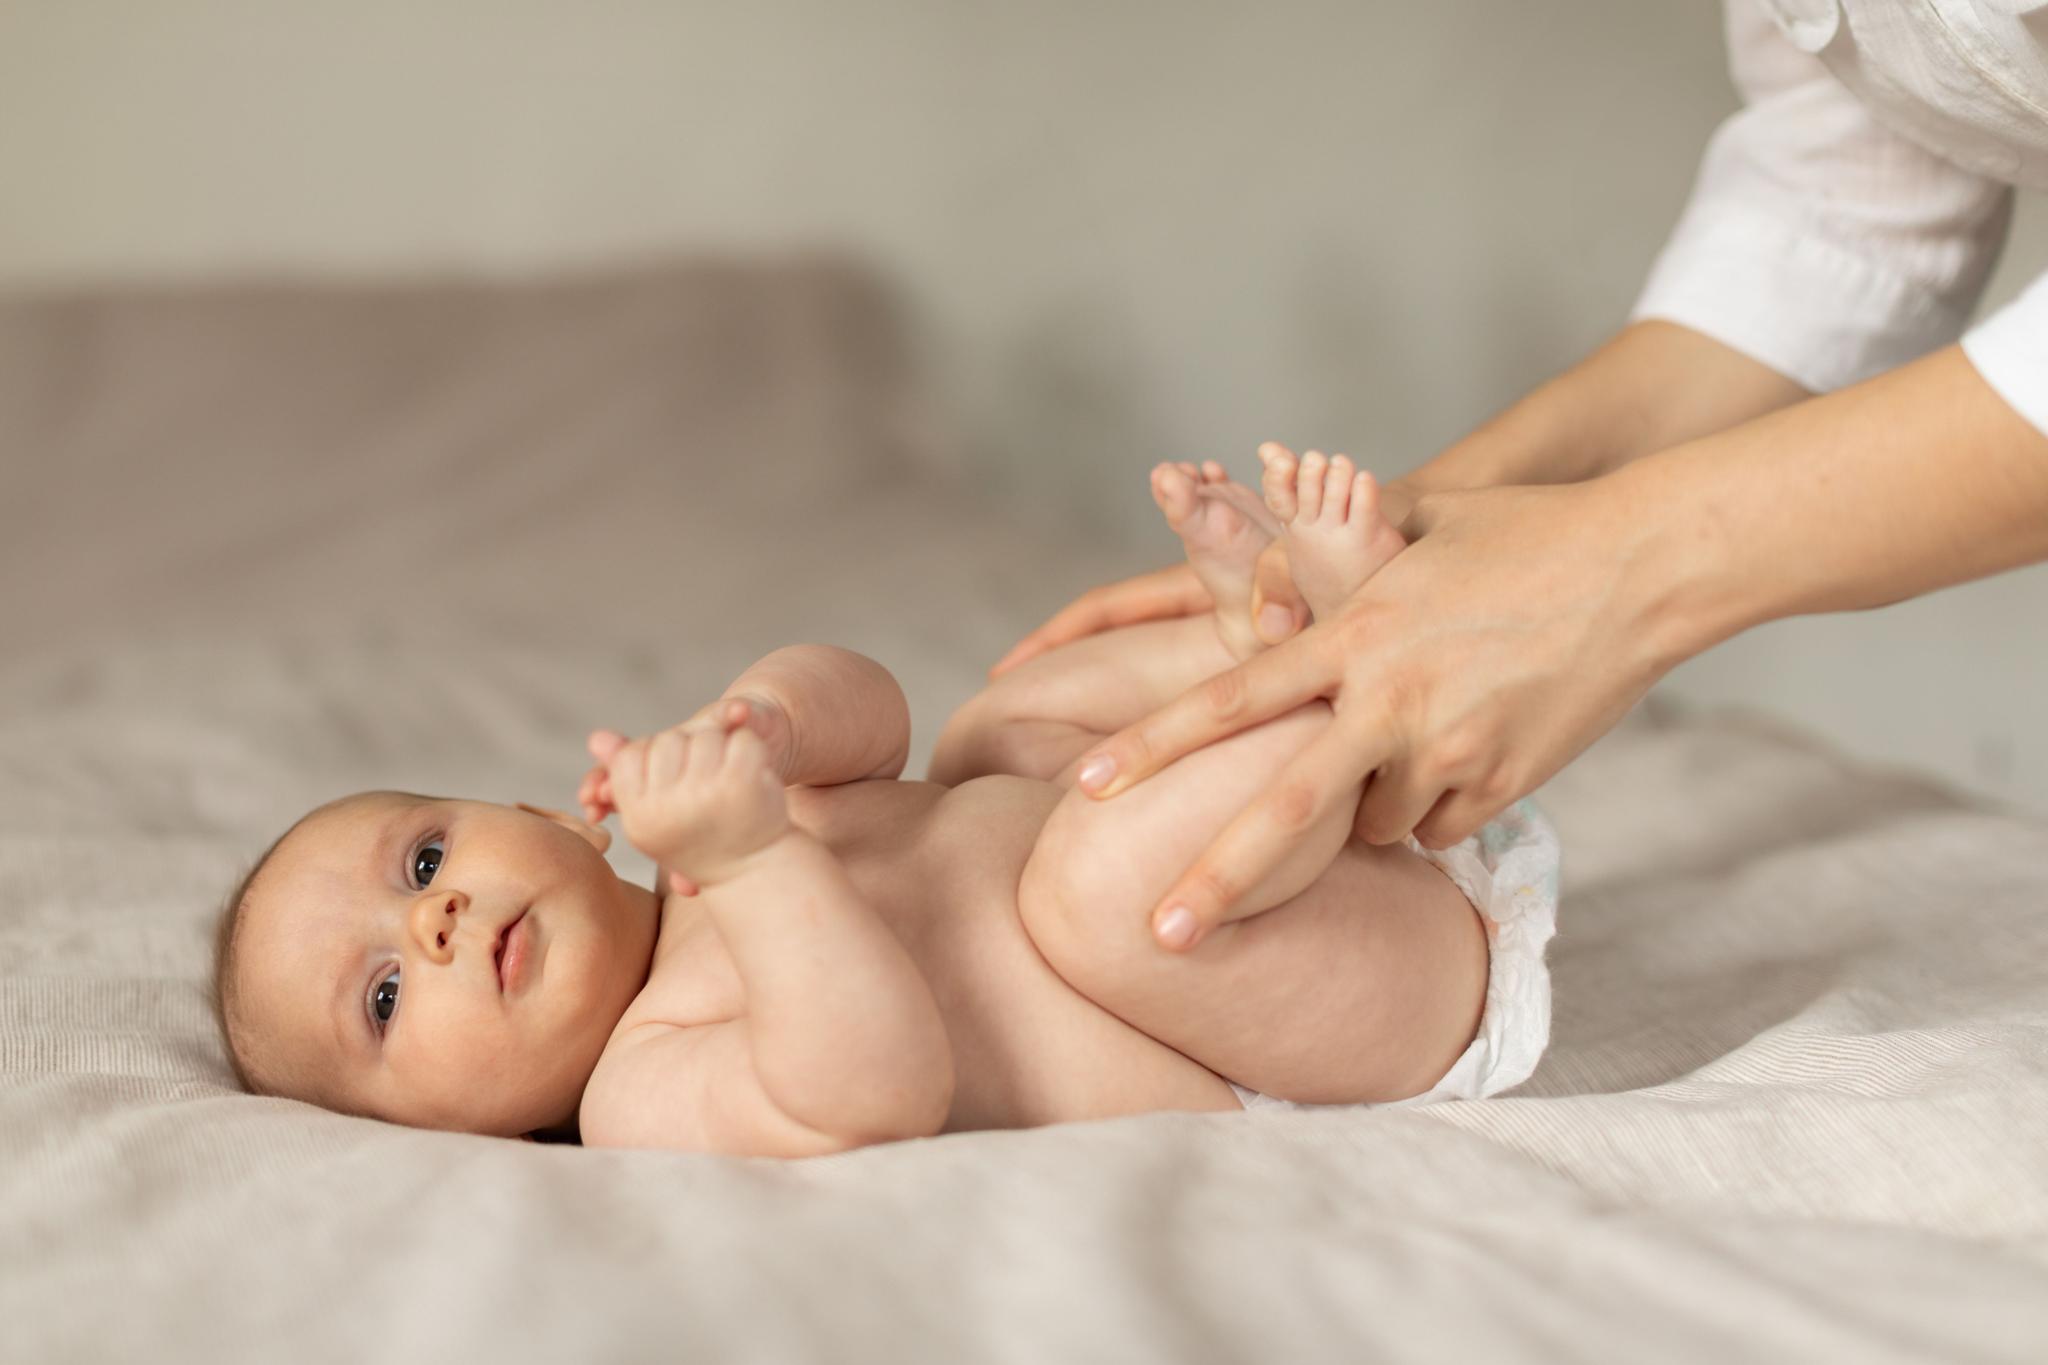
left=3, top=260, right=2044, bottom=1362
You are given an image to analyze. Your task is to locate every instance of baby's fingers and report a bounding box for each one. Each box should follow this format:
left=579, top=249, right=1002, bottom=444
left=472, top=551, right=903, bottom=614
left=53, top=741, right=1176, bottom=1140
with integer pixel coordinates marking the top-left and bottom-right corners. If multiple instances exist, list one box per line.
left=684, top=720, right=725, bottom=781
left=723, top=727, right=776, bottom=782
left=605, top=737, right=649, bottom=803
left=648, top=727, right=689, bottom=786
left=577, top=765, right=614, bottom=823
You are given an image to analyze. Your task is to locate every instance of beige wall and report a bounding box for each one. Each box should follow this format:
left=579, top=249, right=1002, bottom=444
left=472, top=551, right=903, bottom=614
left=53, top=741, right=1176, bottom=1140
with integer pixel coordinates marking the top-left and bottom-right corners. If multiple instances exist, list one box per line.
left=3, top=0, right=2046, bottom=809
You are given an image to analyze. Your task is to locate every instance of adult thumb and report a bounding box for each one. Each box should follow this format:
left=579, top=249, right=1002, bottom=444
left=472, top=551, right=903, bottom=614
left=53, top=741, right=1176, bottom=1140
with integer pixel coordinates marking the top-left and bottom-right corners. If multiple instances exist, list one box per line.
left=1250, top=540, right=1307, bottom=644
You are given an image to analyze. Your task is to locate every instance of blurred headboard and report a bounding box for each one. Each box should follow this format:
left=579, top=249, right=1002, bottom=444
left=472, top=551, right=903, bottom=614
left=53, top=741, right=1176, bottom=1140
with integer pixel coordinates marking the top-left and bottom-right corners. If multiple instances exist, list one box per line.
left=0, top=258, right=941, bottom=652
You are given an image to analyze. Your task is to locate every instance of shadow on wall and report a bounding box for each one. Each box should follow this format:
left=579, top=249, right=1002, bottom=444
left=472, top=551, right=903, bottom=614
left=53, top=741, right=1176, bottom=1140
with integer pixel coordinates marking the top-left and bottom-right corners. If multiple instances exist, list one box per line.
left=984, top=290, right=1162, bottom=540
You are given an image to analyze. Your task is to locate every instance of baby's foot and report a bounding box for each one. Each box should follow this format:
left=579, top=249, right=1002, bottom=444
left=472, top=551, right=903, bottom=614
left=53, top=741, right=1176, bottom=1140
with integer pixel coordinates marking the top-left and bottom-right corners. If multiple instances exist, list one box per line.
left=1151, top=460, right=1281, bottom=661
left=1258, top=442, right=1405, bottom=620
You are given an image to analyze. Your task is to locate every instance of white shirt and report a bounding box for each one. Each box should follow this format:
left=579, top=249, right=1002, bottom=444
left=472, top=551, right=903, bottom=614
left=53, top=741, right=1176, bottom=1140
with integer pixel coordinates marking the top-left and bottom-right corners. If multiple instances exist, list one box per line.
left=1632, top=0, right=2048, bottom=435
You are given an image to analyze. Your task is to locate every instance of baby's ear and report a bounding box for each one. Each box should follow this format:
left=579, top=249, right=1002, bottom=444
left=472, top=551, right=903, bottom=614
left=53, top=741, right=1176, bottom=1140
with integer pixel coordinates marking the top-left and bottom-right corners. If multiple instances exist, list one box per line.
left=515, top=802, right=612, bottom=854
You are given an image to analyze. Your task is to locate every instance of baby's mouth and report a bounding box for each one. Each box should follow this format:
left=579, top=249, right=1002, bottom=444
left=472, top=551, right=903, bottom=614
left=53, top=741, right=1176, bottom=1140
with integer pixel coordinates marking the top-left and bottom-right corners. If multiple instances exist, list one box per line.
left=494, top=909, right=529, bottom=994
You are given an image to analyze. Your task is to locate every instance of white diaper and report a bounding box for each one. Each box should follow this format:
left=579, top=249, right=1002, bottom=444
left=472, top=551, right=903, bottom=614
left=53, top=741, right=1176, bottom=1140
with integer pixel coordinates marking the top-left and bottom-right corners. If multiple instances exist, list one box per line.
left=1230, top=798, right=1562, bottom=1111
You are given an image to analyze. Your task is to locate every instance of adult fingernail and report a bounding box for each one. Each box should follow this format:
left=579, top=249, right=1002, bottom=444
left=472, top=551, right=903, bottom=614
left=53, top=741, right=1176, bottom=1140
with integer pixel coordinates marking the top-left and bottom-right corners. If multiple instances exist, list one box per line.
left=1257, top=604, right=1295, bottom=642
left=1077, top=754, right=1116, bottom=794
left=1155, top=905, right=1197, bottom=950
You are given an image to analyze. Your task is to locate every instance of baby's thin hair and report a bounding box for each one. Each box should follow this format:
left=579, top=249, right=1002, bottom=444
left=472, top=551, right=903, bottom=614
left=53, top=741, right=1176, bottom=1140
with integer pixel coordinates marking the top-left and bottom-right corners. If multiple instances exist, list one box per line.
left=209, top=841, right=282, bottom=1093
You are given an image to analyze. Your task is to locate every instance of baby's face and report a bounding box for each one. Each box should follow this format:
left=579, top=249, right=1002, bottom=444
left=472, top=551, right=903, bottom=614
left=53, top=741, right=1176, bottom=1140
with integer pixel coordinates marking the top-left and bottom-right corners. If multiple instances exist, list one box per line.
left=233, top=793, right=659, bottom=1136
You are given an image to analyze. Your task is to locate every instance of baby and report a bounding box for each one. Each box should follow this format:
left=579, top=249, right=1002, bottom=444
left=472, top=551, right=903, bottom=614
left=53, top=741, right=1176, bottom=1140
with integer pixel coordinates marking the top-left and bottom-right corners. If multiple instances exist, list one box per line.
left=211, top=447, right=1560, bottom=1154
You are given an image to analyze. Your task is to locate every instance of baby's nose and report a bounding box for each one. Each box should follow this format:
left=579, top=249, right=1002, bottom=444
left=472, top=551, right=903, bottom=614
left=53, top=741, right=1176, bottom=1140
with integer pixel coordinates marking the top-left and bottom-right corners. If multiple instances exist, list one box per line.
left=409, top=888, right=472, bottom=956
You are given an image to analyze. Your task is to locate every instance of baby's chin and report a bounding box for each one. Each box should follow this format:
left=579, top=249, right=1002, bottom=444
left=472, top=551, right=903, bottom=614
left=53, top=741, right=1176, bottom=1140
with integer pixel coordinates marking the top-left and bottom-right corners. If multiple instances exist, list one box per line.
left=388, top=1070, right=591, bottom=1138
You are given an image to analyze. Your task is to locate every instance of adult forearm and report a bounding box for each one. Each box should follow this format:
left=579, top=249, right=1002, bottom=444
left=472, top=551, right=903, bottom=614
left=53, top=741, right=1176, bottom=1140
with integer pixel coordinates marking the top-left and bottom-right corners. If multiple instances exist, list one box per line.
left=1612, top=345, right=2048, bottom=666
left=705, top=832, right=953, bottom=1139
left=1399, top=320, right=1811, bottom=499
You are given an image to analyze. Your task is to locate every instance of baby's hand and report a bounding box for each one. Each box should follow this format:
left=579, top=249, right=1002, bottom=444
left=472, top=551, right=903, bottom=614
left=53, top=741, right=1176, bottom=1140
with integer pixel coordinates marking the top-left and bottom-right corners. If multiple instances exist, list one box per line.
left=600, top=713, right=792, bottom=892
left=579, top=696, right=789, bottom=826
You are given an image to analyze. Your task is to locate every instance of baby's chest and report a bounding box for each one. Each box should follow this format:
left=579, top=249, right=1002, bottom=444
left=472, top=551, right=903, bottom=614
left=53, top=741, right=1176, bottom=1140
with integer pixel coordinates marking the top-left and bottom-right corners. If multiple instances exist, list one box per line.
left=630, top=781, right=1056, bottom=1025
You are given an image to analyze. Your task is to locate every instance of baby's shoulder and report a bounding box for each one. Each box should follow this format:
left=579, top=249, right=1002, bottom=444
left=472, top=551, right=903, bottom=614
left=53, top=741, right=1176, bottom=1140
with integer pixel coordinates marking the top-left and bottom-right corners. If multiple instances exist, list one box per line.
left=606, top=899, right=743, bottom=1040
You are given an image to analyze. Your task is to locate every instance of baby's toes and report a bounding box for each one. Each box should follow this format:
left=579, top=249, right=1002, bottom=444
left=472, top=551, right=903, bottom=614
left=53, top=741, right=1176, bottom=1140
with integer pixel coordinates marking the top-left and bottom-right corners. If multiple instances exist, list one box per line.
left=1199, top=460, right=1227, bottom=485
left=1150, top=463, right=1197, bottom=526
left=1295, top=450, right=1328, bottom=521
left=1322, top=455, right=1355, bottom=523
left=1261, top=449, right=1299, bottom=521
left=1348, top=468, right=1383, bottom=529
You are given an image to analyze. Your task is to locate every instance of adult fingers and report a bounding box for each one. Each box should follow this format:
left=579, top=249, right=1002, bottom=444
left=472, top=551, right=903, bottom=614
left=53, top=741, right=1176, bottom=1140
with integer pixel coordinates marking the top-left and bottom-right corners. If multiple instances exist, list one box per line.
left=989, top=563, right=1210, bottom=677
left=1076, top=628, right=1342, bottom=798
left=1412, top=786, right=1508, bottom=851
left=1249, top=540, right=1306, bottom=645
left=1151, top=717, right=1396, bottom=950
left=1350, top=758, right=1448, bottom=847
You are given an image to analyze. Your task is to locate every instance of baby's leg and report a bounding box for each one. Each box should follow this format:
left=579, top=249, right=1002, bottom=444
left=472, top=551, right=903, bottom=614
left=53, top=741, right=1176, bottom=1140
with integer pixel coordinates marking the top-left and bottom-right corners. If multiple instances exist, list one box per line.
left=1016, top=702, right=1487, bottom=1103
left=933, top=452, right=1404, bottom=788
left=932, top=461, right=1276, bottom=787
left=930, top=613, right=1238, bottom=786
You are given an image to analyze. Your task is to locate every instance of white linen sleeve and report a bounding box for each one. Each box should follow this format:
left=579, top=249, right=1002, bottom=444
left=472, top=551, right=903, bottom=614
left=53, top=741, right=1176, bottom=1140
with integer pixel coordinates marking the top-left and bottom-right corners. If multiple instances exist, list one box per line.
left=1961, top=273, right=2048, bottom=438
left=1630, top=0, right=2014, bottom=394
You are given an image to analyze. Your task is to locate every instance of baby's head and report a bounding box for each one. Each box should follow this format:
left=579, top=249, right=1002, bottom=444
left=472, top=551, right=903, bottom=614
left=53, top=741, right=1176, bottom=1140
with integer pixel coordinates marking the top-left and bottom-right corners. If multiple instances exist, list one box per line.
left=212, top=791, right=660, bottom=1139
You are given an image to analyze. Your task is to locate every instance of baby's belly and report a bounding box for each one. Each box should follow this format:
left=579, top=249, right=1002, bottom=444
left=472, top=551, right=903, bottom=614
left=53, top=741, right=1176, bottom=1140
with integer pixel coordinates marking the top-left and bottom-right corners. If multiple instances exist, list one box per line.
left=888, top=776, right=1240, bottom=1129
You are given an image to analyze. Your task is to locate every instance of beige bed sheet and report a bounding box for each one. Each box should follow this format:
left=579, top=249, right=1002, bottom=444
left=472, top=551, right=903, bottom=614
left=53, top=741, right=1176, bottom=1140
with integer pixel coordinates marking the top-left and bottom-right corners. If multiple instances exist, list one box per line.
left=2, top=263, right=2045, bottom=1363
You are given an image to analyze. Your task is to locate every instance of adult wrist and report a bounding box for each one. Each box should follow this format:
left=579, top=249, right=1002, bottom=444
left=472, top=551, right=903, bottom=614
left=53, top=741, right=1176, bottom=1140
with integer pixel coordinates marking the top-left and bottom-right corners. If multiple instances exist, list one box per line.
left=1590, top=451, right=1755, bottom=681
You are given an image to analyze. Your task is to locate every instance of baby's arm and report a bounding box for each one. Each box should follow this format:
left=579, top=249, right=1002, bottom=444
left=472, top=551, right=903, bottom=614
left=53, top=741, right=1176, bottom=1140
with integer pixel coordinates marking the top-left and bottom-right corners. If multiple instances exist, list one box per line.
left=579, top=715, right=953, bottom=1156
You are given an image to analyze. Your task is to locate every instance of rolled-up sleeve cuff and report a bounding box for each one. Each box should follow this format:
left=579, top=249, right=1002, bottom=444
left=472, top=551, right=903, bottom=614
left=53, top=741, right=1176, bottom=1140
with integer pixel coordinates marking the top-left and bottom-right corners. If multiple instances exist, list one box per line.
left=1961, top=272, right=2048, bottom=438
left=1631, top=200, right=1978, bottom=394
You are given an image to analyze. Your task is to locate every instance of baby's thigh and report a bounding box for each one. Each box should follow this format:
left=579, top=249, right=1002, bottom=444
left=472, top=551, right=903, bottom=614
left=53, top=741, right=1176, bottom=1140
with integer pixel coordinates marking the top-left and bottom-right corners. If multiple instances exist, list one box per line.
left=932, top=614, right=1242, bottom=786
left=1015, top=707, right=1486, bottom=1102
left=1020, top=700, right=1354, bottom=927
left=1020, top=815, right=1485, bottom=1104
left=946, top=615, right=1236, bottom=742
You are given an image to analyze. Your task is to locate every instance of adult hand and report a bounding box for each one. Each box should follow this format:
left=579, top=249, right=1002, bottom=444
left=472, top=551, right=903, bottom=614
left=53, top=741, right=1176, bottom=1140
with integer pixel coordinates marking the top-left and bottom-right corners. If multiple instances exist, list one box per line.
left=988, top=562, right=1215, bottom=678
left=993, top=447, right=1422, bottom=672
left=1075, top=478, right=1676, bottom=950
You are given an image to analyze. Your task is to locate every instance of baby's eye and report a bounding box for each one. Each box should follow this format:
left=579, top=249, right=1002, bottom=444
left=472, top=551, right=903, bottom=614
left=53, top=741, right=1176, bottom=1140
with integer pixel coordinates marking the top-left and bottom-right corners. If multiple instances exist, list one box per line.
left=411, top=838, right=444, bottom=888
left=371, top=971, right=400, bottom=1030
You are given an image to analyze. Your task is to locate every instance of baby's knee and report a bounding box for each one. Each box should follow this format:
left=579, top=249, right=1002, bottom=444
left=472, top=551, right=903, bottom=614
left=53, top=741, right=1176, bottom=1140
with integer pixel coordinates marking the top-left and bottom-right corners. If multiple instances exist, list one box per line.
left=1016, top=795, right=1164, bottom=994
